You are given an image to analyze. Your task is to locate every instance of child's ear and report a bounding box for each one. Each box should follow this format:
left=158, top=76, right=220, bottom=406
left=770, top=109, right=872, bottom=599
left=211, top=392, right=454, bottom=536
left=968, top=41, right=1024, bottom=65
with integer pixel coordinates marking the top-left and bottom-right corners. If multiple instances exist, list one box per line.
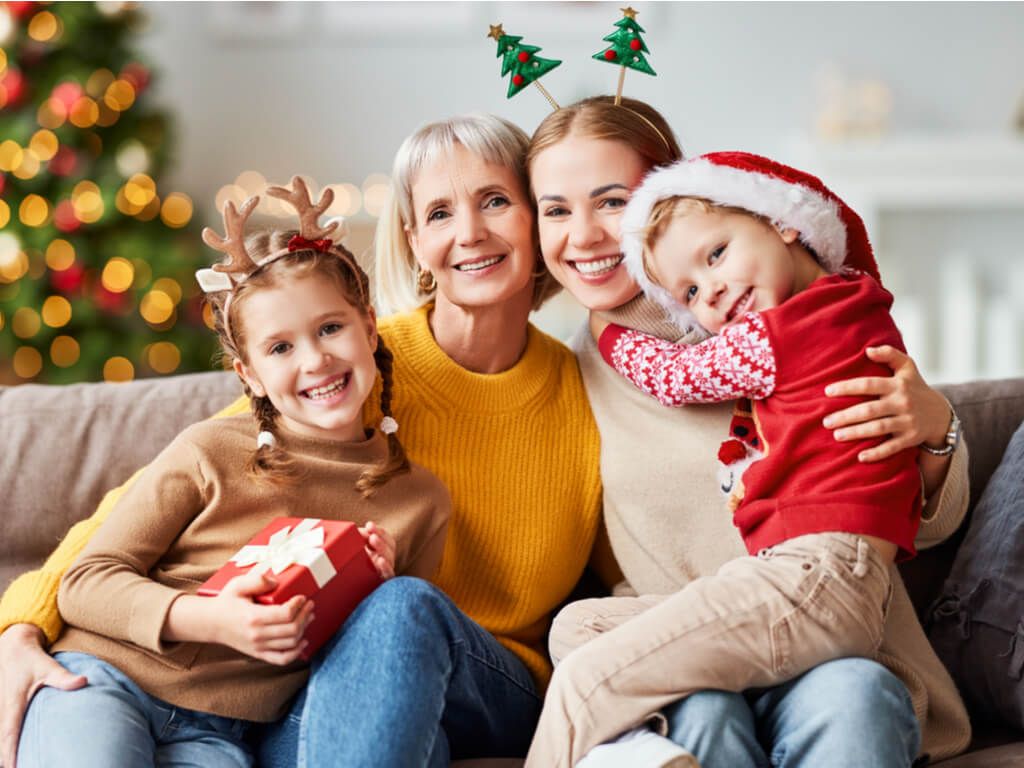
left=776, top=226, right=800, bottom=244
left=233, top=358, right=266, bottom=398
left=365, top=307, right=379, bottom=351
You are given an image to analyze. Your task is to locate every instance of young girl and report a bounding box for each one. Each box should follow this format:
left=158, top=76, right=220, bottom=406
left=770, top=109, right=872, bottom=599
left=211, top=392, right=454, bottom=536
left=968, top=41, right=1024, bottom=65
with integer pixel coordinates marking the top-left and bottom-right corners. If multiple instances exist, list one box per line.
left=15, top=178, right=450, bottom=768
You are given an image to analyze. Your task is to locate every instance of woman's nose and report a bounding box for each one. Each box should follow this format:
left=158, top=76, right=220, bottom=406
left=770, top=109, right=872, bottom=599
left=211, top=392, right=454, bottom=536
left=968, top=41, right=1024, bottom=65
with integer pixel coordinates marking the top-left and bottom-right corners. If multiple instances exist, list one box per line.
left=456, top=208, right=486, bottom=247
left=568, top=211, right=603, bottom=249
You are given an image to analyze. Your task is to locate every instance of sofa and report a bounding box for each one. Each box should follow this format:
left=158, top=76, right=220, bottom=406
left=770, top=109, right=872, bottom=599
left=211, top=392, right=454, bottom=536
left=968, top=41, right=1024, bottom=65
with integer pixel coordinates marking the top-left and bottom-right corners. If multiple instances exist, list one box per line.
left=2, top=370, right=1024, bottom=767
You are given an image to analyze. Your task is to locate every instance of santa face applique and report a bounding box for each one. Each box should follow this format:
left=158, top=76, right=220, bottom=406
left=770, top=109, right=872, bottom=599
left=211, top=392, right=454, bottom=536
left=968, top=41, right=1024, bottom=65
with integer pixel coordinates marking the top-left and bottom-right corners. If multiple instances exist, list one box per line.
left=717, top=399, right=764, bottom=510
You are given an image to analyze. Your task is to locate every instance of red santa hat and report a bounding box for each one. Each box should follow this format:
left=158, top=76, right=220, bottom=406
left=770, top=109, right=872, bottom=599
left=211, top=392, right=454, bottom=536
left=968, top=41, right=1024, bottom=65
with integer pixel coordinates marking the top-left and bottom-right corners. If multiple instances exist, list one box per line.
left=620, top=151, right=880, bottom=330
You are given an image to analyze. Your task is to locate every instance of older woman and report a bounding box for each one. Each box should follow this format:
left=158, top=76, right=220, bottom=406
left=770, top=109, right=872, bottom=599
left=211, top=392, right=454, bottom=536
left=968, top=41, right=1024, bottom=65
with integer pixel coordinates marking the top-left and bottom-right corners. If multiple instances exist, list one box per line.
left=0, top=114, right=608, bottom=767
left=527, top=96, right=970, bottom=768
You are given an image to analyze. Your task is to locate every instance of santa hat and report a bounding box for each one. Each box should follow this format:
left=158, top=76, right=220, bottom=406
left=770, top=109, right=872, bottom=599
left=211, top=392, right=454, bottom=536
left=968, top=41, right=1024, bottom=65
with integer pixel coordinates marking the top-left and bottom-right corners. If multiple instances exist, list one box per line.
left=620, top=151, right=879, bottom=330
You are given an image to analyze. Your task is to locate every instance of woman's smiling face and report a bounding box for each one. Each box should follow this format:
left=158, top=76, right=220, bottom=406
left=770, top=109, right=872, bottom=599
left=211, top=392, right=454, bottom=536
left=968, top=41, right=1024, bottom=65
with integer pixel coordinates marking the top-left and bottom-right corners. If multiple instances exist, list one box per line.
left=530, top=134, right=650, bottom=311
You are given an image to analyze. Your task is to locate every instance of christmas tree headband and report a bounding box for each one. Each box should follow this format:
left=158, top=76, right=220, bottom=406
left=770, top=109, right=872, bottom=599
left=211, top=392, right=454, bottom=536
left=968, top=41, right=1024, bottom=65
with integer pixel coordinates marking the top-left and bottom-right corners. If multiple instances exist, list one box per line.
left=487, top=7, right=670, bottom=152
left=195, top=176, right=365, bottom=348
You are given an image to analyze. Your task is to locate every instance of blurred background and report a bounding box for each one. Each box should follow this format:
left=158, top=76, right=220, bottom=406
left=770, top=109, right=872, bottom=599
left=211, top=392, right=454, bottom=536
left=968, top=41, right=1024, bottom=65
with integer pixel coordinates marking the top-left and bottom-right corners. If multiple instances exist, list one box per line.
left=1, top=1, right=1022, bottom=386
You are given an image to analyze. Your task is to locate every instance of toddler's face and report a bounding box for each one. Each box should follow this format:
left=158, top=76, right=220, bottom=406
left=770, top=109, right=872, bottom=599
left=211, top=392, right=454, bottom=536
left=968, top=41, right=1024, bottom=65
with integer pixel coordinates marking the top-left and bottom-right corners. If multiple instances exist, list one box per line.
left=234, top=273, right=378, bottom=443
left=649, top=208, right=799, bottom=334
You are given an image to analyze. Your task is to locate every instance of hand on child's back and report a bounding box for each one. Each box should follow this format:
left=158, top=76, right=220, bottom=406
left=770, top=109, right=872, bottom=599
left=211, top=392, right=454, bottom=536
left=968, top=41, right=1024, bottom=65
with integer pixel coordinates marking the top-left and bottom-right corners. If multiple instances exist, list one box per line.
left=360, top=520, right=396, bottom=580
left=211, top=570, right=315, bottom=666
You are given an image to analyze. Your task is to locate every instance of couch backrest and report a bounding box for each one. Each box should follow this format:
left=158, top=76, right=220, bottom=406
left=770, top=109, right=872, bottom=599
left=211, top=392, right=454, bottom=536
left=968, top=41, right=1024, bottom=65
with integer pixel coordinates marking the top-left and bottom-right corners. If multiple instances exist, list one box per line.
left=1, top=371, right=242, bottom=589
left=901, top=378, right=1024, bottom=617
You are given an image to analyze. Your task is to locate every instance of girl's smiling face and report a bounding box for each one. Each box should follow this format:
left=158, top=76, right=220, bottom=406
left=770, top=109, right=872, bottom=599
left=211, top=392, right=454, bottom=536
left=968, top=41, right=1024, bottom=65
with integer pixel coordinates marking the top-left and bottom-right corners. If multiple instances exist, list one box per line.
left=233, top=272, right=378, bottom=443
left=530, top=134, right=649, bottom=311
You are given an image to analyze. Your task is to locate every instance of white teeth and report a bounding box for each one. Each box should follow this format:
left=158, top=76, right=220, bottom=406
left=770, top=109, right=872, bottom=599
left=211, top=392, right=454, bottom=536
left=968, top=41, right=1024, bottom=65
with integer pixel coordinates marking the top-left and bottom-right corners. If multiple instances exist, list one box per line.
left=304, top=376, right=348, bottom=399
left=574, top=255, right=623, bottom=275
left=455, top=255, right=503, bottom=271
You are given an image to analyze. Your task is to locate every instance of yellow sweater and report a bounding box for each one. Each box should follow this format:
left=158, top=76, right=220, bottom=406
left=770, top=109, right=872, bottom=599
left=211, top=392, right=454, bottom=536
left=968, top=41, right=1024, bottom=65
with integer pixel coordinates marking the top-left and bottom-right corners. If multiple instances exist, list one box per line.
left=1, top=305, right=604, bottom=688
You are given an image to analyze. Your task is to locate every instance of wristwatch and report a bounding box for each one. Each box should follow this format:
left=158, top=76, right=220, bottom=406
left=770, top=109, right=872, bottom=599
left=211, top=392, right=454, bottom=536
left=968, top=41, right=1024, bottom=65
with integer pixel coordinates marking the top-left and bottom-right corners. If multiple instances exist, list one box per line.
left=921, top=408, right=962, bottom=456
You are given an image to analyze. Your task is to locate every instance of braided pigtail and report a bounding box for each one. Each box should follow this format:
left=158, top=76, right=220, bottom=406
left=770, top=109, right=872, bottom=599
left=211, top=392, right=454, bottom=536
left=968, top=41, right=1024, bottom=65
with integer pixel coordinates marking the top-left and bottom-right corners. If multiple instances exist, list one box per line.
left=356, top=336, right=410, bottom=497
left=244, top=393, right=297, bottom=483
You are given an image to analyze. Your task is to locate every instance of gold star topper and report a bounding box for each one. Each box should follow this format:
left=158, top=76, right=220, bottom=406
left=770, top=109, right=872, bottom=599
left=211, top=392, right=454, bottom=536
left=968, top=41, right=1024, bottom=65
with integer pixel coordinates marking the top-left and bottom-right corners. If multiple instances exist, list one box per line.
left=488, top=23, right=505, bottom=41
left=620, top=6, right=638, bottom=19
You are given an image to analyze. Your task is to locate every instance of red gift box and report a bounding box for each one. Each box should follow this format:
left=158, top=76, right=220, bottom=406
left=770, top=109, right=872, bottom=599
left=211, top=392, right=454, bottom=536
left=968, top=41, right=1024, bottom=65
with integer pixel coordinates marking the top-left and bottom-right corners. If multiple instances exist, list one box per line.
left=198, top=517, right=382, bottom=660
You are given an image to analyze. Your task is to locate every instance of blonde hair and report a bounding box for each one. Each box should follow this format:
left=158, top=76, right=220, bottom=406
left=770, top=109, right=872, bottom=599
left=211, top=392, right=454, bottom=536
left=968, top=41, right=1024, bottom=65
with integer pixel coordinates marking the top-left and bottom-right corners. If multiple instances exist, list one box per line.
left=527, top=95, right=683, bottom=175
left=209, top=231, right=409, bottom=495
left=374, top=113, right=560, bottom=315
left=641, top=196, right=763, bottom=286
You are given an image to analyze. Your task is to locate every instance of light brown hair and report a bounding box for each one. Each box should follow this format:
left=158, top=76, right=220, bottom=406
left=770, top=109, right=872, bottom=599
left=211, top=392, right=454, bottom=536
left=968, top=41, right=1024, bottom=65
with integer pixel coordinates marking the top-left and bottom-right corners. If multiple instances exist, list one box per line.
left=208, top=230, right=410, bottom=496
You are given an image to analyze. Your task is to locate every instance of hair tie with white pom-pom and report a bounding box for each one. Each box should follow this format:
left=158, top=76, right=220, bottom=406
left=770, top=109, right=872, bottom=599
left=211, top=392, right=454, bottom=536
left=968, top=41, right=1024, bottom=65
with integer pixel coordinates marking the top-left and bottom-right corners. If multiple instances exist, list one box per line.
left=257, top=430, right=277, bottom=449
left=380, top=416, right=398, bottom=435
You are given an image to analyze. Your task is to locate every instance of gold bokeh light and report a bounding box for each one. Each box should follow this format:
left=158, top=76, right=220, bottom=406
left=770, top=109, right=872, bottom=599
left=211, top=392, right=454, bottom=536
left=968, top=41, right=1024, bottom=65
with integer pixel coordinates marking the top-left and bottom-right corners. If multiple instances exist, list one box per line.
left=50, top=335, right=80, bottom=367
left=148, top=341, right=181, bottom=374
left=46, top=239, right=76, bottom=271
left=101, top=256, right=135, bottom=293
left=103, top=356, right=134, bottom=382
left=41, top=295, right=72, bottom=327
left=13, top=347, right=43, bottom=379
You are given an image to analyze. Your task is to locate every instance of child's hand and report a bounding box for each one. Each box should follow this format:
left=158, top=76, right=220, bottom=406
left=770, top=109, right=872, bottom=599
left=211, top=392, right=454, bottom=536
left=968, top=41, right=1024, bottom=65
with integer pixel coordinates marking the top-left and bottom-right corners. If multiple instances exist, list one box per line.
left=589, top=313, right=611, bottom=342
left=210, top=570, right=314, bottom=665
left=359, top=520, right=396, bottom=580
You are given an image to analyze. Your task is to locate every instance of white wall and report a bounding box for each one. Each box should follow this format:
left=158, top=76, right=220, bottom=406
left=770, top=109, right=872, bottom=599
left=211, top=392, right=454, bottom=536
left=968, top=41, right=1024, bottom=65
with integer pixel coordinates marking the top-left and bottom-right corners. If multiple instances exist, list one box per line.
left=140, top=1, right=1024, bottom=210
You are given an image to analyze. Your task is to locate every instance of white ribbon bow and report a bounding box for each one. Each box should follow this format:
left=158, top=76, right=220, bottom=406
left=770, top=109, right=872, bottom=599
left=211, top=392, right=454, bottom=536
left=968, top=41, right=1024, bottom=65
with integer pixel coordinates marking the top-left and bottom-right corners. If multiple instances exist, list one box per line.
left=231, top=518, right=337, bottom=588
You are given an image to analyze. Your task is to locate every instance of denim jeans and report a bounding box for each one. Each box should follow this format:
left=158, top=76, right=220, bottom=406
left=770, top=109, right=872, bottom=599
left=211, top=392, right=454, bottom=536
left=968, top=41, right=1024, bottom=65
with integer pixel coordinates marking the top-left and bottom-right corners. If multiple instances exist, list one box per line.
left=256, top=576, right=541, bottom=768
left=664, top=657, right=921, bottom=768
left=18, top=651, right=252, bottom=768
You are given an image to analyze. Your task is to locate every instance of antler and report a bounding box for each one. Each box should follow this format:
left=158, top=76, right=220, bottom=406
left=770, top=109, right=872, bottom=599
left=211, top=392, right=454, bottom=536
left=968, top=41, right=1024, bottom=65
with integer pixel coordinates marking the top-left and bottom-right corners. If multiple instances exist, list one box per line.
left=266, top=176, right=338, bottom=241
left=203, top=196, right=260, bottom=275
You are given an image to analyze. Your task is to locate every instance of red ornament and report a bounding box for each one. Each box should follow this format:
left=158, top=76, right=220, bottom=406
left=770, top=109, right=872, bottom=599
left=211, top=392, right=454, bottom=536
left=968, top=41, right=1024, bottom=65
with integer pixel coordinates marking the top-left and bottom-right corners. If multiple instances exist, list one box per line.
left=50, top=261, right=85, bottom=293
left=94, top=284, right=130, bottom=315
left=604, top=50, right=617, bottom=61
left=512, top=74, right=524, bottom=86
left=1, top=69, right=26, bottom=107
left=53, top=199, right=81, bottom=234
left=48, top=146, right=78, bottom=177
left=630, top=38, right=642, bottom=51
left=7, top=2, right=35, bottom=19
left=517, top=51, right=529, bottom=63
left=52, top=81, right=84, bottom=111
left=717, top=439, right=749, bottom=465
left=0, top=173, right=6, bottom=196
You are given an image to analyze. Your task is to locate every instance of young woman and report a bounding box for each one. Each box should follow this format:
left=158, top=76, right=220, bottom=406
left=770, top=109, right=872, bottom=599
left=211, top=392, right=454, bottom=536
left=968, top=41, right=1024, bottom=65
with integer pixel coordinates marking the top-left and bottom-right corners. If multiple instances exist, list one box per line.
left=527, top=96, right=971, bottom=768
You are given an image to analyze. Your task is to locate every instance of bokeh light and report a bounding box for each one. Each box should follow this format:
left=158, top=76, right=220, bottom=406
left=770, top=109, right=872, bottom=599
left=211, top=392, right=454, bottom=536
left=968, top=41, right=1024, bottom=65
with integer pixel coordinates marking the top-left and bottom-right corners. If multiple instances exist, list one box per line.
left=27, top=11, right=60, bottom=42
left=86, top=68, right=115, bottom=98
left=0, top=140, right=23, bottom=171
left=124, top=173, right=156, bottom=206
left=12, top=149, right=40, bottom=180
left=326, top=183, right=361, bottom=217
left=71, top=180, right=104, bottom=224
left=104, top=79, right=135, bottom=111
left=362, top=179, right=391, bottom=218
left=37, top=97, right=68, bottom=129
left=115, top=139, right=148, bottom=177
left=235, top=170, right=266, bottom=196
left=69, top=96, right=99, bottom=128
left=148, top=341, right=181, bottom=374
left=140, top=289, right=174, bottom=324
left=13, top=346, right=43, bottom=379
left=29, top=129, right=58, bottom=161
left=160, top=193, right=192, bottom=228
left=12, top=306, right=41, bottom=338
left=0, top=199, right=9, bottom=228
left=45, top=239, right=76, bottom=270
left=19, top=194, right=50, bottom=227
left=50, top=335, right=80, bottom=367
left=41, top=295, right=72, bottom=327
left=215, top=184, right=247, bottom=212
left=103, top=356, right=134, bottom=382
left=152, top=277, right=182, bottom=303
left=101, top=256, right=135, bottom=292
left=131, top=257, right=152, bottom=288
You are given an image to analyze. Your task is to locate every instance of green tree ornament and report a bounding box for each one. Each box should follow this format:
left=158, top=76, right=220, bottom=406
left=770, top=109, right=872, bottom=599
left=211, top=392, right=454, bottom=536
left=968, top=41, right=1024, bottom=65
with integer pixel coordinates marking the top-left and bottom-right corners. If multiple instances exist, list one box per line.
left=487, top=24, right=561, bottom=105
left=593, top=7, right=656, bottom=77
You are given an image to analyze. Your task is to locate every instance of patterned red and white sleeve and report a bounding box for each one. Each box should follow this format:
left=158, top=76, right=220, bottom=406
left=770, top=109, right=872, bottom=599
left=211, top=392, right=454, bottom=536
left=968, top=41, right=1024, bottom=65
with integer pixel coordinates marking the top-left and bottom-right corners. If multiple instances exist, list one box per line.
left=597, top=313, right=777, bottom=406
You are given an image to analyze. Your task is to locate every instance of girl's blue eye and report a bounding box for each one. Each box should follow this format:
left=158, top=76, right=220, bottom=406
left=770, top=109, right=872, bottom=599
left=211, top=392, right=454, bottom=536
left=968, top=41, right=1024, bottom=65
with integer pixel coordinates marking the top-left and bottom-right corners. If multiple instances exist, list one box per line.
left=269, top=342, right=290, bottom=355
left=686, top=285, right=698, bottom=304
left=709, top=245, right=725, bottom=264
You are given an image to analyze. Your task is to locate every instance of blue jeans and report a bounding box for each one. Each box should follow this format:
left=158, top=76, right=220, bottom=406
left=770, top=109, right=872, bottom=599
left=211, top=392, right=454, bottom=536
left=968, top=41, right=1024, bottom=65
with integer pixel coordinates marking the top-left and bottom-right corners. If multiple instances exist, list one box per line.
left=665, top=657, right=921, bottom=768
left=18, top=651, right=251, bottom=768
left=256, top=576, right=541, bottom=768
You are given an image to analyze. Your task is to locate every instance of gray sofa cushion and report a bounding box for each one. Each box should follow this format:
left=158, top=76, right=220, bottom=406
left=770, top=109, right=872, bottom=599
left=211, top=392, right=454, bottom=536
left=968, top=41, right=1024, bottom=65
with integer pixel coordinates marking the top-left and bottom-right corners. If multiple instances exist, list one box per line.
left=0, top=371, right=242, bottom=589
left=929, top=418, right=1024, bottom=730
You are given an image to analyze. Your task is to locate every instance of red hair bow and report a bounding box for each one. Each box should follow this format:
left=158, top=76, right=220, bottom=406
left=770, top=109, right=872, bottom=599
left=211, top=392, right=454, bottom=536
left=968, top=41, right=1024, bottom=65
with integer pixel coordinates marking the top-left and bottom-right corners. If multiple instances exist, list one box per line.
left=288, top=234, right=334, bottom=253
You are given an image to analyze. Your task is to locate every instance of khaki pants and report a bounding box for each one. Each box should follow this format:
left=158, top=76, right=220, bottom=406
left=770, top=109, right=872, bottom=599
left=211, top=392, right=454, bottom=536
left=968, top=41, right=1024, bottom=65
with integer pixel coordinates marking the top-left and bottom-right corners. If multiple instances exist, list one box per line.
left=525, top=532, right=893, bottom=768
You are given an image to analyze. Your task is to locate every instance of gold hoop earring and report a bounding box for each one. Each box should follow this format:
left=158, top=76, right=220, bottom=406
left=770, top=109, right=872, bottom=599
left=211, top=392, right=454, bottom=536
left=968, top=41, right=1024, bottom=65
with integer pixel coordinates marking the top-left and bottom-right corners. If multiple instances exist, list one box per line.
left=417, top=269, right=436, bottom=294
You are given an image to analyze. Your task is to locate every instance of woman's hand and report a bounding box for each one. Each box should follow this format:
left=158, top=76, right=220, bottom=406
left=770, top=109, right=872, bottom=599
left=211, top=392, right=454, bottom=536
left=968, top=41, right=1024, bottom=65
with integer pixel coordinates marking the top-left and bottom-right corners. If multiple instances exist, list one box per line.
left=0, top=624, right=87, bottom=768
left=164, top=571, right=314, bottom=666
left=823, top=345, right=951, bottom=462
left=360, top=521, right=396, bottom=580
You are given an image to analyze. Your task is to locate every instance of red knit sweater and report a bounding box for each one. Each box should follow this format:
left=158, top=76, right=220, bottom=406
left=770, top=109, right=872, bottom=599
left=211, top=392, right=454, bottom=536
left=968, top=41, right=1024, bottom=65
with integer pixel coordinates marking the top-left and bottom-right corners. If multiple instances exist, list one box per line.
left=600, top=272, right=921, bottom=559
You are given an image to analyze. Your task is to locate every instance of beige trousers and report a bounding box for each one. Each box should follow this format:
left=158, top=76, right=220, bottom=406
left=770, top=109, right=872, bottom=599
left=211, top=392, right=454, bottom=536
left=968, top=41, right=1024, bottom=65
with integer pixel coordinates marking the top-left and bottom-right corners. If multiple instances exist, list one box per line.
left=525, top=532, right=893, bottom=768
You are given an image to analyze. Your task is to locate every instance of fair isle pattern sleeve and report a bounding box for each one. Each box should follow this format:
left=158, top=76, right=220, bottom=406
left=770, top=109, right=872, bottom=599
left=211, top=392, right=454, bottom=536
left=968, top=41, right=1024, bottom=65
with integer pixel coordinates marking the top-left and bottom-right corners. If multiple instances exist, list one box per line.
left=599, top=313, right=777, bottom=406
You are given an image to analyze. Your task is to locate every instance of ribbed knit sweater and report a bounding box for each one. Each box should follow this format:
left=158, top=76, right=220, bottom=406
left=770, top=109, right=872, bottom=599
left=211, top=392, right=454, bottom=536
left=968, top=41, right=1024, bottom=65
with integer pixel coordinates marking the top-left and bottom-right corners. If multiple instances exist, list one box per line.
left=52, top=416, right=450, bottom=722
left=1, top=304, right=604, bottom=690
left=575, top=296, right=973, bottom=762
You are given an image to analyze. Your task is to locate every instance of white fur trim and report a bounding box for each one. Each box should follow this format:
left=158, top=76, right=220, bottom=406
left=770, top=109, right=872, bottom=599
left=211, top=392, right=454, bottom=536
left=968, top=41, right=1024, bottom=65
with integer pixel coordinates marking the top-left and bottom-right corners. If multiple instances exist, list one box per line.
left=621, top=157, right=848, bottom=327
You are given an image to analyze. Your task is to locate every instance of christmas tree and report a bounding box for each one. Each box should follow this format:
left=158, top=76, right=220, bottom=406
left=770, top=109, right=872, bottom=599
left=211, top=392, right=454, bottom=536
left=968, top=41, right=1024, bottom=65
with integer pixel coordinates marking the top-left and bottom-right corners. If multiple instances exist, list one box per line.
left=593, top=7, right=656, bottom=77
left=0, top=2, right=218, bottom=385
left=487, top=24, right=561, bottom=103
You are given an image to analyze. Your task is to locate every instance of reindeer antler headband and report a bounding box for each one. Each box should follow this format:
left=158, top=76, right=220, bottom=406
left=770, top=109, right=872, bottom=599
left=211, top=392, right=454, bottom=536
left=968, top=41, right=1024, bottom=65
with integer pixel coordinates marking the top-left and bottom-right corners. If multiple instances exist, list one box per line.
left=196, top=175, right=366, bottom=346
